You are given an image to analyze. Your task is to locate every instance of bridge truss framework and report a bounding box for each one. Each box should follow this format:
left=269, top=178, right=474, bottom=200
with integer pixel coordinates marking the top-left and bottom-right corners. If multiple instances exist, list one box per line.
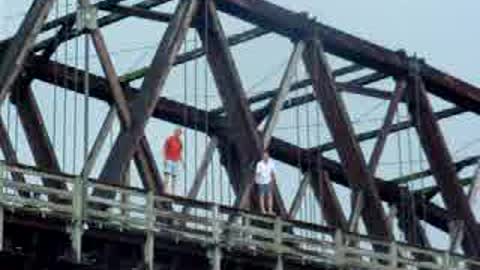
left=0, top=0, right=479, bottom=269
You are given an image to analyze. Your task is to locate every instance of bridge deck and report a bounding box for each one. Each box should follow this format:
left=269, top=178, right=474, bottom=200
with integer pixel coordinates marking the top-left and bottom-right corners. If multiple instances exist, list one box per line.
left=0, top=162, right=478, bottom=270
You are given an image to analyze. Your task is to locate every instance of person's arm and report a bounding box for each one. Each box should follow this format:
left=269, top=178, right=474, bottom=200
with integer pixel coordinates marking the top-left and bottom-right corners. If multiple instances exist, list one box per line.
left=255, top=162, right=261, bottom=179
left=163, top=139, right=169, bottom=163
left=270, top=162, right=277, bottom=183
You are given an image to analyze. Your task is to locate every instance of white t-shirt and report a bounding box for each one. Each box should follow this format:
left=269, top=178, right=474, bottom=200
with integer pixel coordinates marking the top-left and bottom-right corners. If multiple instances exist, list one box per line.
left=255, top=159, right=276, bottom=185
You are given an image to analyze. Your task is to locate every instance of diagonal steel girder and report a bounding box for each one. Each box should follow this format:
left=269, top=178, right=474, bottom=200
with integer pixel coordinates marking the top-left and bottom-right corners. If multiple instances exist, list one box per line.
left=368, top=78, right=406, bottom=174
left=215, top=0, right=480, bottom=115
left=86, top=11, right=163, bottom=193
left=31, top=0, right=172, bottom=53
left=310, top=170, right=348, bottom=230
left=405, top=72, right=480, bottom=257
left=97, top=0, right=200, bottom=190
left=26, top=55, right=459, bottom=238
left=195, top=0, right=287, bottom=217
left=10, top=84, right=66, bottom=191
left=0, top=118, right=28, bottom=191
left=303, top=35, right=392, bottom=240
left=0, top=0, right=57, bottom=106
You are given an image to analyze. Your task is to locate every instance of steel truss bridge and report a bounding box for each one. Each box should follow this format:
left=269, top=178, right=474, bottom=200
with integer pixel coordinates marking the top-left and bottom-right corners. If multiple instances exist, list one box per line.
left=0, top=0, right=479, bottom=269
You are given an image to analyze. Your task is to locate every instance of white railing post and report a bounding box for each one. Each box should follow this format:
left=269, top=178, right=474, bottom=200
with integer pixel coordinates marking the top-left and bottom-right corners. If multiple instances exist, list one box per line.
left=209, top=204, right=222, bottom=270
left=144, top=191, right=155, bottom=270
left=0, top=162, right=5, bottom=252
left=71, top=176, right=86, bottom=263
left=335, top=229, right=345, bottom=266
left=274, top=217, right=283, bottom=270
left=443, top=251, right=451, bottom=270
left=389, top=241, right=397, bottom=270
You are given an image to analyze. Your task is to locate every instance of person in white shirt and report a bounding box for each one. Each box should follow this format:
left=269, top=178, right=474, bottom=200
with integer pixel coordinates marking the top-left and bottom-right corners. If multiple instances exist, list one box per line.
left=255, top=150, right=276, bottom=215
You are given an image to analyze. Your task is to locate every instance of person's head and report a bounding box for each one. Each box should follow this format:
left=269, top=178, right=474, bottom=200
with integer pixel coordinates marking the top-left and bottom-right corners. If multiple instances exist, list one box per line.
left=262, top=149, right=270, bottom=162
left=173, top=128, right=182, bottom=137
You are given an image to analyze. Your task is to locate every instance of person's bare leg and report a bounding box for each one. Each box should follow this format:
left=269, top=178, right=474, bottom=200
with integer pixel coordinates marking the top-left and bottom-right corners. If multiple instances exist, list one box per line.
left=259, top=194, right=266, bottom=214
left=171, top=176, right=177, bottom=195
left=267, top=192, right=274, bottom=215
left=163, top=174, right=171, bottom=194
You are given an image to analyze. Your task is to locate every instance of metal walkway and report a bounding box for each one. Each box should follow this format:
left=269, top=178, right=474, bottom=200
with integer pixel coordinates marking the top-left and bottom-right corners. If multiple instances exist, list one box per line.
left=0, top=162, right=478, bottom=270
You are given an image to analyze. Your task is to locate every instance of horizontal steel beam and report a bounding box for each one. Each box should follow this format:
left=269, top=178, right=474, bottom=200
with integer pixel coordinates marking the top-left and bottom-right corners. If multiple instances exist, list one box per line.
left=212, top=71, right=389, bottom=115
left=311, top=106, right=466, bottom=153
left=390, top=155, right=478, bottom=185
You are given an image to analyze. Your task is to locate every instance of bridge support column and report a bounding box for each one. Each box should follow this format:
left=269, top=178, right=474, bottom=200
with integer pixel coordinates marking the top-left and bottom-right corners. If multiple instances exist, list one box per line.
left=209, top=204, right=222, bottom=270
left=275, top=255, right=283, bottom=270
left=208, top=246, right=222, bottom=270
left=71, top=176, right=86, bottom=263
left=274, top=217, right=283, bottom=270
left=144, top=191, right=155, bottom=270
left=0, top=163, right=4, bottom=252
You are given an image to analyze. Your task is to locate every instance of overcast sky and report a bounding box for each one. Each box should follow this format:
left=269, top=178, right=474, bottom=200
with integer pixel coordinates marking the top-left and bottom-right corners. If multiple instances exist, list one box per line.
left=1, top=0, right=479, bottom=251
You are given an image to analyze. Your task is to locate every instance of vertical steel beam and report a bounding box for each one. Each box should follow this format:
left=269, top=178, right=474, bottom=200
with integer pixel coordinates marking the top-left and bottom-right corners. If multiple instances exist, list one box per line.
left=97, top=0, right=199, bottom=189
left=405, top=71, right=480, bottom=257
left=11, top=86, right=66, bottom=190
left=368, top=78, right=406, bottom=174
left=0, top=0, right=57, bottom=105
left=144, top=191, right=155, bottom=270
left=262, top=40, right=304, bottom=148
left=0, top=163, right=4, bottom=252
left=196, top=0, right=287, bottom=217
left=396, top=188, right=431, bottom=249
left=303, top=35, right=392, bottom=240
left=71, top=176, right=86, bottom=263
left=0, top=200, right=3, bottom=252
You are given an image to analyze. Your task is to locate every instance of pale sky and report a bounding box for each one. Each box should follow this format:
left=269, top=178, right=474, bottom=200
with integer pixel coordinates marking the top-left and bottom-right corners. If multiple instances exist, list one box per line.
left=1, top=0, right=479, bottom=251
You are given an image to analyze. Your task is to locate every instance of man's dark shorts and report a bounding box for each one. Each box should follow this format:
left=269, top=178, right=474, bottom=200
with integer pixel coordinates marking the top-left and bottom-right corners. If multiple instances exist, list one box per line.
left=256, top=183, right=271, bottom=196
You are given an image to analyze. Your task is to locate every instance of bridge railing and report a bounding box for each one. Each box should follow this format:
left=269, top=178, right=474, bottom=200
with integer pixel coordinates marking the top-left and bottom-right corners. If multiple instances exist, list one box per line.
left=0, top=161, right=479, bottom=270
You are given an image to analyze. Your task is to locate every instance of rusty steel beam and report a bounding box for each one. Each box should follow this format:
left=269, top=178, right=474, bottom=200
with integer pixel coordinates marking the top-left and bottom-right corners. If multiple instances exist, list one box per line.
left=368, top=78, right=406, bottom=174
left=120, top=26, right=270, bottom=83
left=215, top=0, right=480, bottom=115
left=97, top=0, right=199, bottom=192
left=262, top=41, right=305, bottom=148
left=182, top=137, right=218, bottom=214
left=26, top=55, right=457, bottom=236
left=10, top=86, right=66, bottom=191
left=40, top=23, right=75, bottom=60
left=99, top=4, right=173, bottom=23
left=89, top=24, right=164, bottom=192
left=33, top=0, right=171, bottom=53
left=40, top=0, right=127, bottom=32
left=288, top=172, right=310, bottom=218
left=312, top=106, right=466, bottom=154
left=196, top=0, right=287, bottom=217
left=303, top=36, right=392, bottom=240
left=396, top=187, right=431, bottom=249
left=405, top=72, right=480, bottom=257
left=390, top=155, right=478, bottom=186
left=309, top=170, right=347, bottom=229
left=212, top=71, right=390, bottom=116
left=0, top=118, right=28, bottom=190
left=0, top=0, right=57, bottom=105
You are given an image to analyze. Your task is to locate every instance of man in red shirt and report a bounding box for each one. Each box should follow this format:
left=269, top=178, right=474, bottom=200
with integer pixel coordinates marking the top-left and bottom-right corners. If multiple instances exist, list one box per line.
left=163, top=128, right=183, bottom=194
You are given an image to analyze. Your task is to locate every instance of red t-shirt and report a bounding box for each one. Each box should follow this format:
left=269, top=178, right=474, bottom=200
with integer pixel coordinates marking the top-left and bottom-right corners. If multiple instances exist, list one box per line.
left=164, top=135, right=182, bottom=161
